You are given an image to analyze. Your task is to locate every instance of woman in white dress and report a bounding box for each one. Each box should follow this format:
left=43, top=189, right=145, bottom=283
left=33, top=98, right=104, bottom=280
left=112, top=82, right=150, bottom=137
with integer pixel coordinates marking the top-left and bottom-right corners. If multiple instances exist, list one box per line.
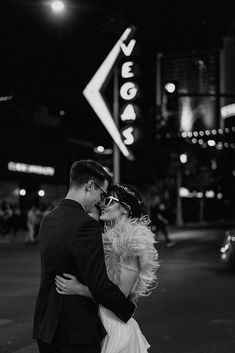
left=55, top=184, right=159, bottom=353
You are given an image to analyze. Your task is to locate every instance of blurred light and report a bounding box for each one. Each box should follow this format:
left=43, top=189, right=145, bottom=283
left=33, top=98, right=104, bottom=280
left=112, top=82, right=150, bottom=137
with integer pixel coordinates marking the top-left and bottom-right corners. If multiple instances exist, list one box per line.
left=19, top=189, right=26, bottom=196
left=165, top=82, right=176, bottom=93
left=179, top=187, right=190, bottom=197
left=97, top=146, right=105, bottom=152
left=199, top=131, right=204, bottom=136
left=211, top=159, right=217, bottom=170
left=211, top=129, right=217, bottom=135
left=224, top=142, right=229, bottom=148
left=59, top=110, right=65, bottom=116
left=38, top=190, right=45, bottom=197
left=192, top=138, right=197, bottom=144
left=205, top=130, right=210, bottom=135
left=180, top=154, right=187, bottom=164
left=205, top=190, right=215, bottom=198
left=13, top=188, right=19, bottom=196
left=208, top=140, right=216, bottom=147
left=218, top=128, right=223, bottom=134
left=94, top=146, right=112, bottom=155
left=0, top=95, right=13, bottom=102
left=198, top=139, right=203, bottom=145
left=8, top=161, right=55, bottom=176
left=50, top=1, right=65, bottom=13
left=180, top=97, right=193, bottom=132
left=232, top=170, right=235, bottom=176
left=217, top=193, right=223, bottom=199
left=196, top=192, right=203, bottom=198
left=221, top=103, right=235, bottom=119
left=193, top=131, right=198, bottom=137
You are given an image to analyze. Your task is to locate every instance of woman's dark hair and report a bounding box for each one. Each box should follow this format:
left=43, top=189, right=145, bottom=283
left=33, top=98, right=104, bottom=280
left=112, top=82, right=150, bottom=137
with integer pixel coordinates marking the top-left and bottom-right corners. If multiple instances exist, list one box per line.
left=110, top=184, right=144, bottom=218
left=69, top=159, right=112, bottom=188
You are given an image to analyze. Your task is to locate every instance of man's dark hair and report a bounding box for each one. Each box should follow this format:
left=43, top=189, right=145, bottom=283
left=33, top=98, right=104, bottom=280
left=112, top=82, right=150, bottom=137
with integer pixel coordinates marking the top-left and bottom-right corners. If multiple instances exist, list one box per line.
left=69, top=159, right=112, bottom=188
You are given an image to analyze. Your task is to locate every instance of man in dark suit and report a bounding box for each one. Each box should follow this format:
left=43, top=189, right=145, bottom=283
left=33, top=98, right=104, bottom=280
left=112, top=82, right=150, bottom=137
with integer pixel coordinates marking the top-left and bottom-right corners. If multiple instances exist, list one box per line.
left=33, top=160, right=135, bottom=353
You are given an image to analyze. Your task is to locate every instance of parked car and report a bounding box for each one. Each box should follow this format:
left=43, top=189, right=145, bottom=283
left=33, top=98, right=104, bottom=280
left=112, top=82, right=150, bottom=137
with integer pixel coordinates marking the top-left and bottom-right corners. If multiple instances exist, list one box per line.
left=220, top=229, right=235, bottom=267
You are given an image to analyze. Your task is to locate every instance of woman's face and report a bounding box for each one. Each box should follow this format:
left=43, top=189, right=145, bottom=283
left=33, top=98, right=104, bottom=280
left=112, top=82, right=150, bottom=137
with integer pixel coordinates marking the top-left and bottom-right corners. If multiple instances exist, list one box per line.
left=100, top=194, right=128, bottom=222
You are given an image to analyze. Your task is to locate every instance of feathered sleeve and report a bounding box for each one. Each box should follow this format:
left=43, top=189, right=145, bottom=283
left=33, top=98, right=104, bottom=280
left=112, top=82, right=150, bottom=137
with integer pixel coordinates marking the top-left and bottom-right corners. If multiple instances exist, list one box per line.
left=102, top=216, right=160, bottom=303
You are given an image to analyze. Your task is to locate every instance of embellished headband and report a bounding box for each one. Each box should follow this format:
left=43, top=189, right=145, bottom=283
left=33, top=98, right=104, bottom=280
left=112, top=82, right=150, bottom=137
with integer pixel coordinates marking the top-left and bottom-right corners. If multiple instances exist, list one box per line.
left=116, top=184, right=142, bottom=205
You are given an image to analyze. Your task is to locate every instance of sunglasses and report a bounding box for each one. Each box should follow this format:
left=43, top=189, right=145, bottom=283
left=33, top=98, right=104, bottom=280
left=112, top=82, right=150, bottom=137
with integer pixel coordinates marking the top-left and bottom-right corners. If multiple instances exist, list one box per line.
left=104, top=196, right=132, bottom=215
left=93, top=181, right=107, bottom=201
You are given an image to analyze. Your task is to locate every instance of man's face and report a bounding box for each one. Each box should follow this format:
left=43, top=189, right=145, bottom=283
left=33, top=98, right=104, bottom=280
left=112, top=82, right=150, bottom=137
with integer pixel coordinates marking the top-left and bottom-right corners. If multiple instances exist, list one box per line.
left=86, top=179, right=108, bottom=212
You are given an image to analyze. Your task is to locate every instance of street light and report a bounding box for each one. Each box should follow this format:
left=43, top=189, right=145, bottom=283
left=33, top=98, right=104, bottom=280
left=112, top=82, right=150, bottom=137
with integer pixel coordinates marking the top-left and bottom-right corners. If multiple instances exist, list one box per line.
left=180, top=153, right=188, bottom=164
left=165, top=82, right=176, bottom=93
left=50, top=1, right=66, bottom=14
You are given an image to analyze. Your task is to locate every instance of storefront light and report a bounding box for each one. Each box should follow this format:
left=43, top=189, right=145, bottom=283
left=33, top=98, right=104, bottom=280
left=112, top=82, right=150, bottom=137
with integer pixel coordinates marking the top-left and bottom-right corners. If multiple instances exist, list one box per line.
left=8, top=161, right=55, bottom=176
left=38, top=190, right=45, bottom=197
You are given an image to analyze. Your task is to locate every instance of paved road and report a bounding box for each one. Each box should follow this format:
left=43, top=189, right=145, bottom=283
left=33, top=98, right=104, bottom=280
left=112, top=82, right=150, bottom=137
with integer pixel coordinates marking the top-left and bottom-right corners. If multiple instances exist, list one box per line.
left=0, top=227, right=234, bottom=353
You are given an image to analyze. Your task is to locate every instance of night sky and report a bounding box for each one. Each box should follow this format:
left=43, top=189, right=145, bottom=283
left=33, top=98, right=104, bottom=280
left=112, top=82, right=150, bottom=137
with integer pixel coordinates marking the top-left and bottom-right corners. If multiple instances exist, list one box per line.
left=0, top=0, right=234, bottom=148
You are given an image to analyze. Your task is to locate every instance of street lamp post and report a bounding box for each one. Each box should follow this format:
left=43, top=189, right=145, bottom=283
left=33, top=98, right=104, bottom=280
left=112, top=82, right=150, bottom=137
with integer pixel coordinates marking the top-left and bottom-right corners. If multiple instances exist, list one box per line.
left=176, top=153, right=188, bottom=226
left=113, top=65, right=120, bottom=183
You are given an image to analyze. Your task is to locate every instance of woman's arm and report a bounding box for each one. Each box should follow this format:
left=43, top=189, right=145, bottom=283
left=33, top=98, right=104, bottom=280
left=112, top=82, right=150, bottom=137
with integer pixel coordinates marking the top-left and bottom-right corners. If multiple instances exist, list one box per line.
left=55, top=273, right=93, bottom=298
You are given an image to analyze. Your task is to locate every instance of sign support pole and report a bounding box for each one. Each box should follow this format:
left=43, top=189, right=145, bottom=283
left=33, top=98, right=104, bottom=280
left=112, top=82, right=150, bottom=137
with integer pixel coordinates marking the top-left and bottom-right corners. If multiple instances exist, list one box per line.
left=113, top=65, right=120, bottom=184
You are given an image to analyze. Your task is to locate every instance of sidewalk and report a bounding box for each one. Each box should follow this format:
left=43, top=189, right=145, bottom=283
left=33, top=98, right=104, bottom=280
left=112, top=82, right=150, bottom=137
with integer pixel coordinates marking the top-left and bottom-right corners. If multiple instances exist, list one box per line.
left=0, top=229, right=31, bottom=245
left=13, top=343, right=38, bottom=353
left=1, top=220, right=234, bottom=246
left=168, top=219, right=235, bottom=232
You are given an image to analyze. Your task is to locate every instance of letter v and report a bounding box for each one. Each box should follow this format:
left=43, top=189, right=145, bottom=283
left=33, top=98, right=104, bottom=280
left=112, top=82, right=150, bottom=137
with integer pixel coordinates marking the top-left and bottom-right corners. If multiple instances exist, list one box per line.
left=120, top=39, right=136, bottom=57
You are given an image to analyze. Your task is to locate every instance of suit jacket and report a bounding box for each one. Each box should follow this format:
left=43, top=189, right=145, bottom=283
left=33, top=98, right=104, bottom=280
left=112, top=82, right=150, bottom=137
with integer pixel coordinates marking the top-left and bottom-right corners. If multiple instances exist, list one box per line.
left=33, top=198, right=135, bottom=344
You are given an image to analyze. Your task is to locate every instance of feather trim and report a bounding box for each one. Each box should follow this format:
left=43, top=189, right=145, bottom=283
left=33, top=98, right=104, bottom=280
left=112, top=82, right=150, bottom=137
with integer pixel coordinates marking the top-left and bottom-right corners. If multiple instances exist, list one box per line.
left=102, top=216, right=160, bottom=302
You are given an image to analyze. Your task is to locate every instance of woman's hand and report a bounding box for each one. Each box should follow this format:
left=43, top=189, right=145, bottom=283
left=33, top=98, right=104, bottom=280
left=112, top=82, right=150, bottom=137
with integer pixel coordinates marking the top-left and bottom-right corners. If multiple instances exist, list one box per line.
left=55, top=273, right=92, bottom=297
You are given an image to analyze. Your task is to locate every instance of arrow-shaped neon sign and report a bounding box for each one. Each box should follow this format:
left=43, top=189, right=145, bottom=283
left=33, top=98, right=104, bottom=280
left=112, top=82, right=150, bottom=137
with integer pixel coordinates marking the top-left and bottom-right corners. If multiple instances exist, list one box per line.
left=83, top=27, right=135, bottom=159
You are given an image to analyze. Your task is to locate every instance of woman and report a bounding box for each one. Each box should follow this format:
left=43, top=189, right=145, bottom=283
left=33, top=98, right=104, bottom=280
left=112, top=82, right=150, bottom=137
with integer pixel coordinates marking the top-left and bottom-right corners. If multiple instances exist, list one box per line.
left=55, top=184, right=159, bottom=352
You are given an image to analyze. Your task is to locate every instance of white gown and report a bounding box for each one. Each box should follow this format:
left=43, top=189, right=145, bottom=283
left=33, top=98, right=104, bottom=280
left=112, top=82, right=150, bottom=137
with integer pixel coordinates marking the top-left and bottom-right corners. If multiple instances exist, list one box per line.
left=99, top=217, right=159, bottom=353
left=99, top=305, right=150, bottom=353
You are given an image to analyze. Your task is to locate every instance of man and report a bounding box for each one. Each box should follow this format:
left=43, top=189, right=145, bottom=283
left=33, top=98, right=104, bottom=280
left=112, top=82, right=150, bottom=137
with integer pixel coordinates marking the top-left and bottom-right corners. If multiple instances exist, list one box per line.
left=33, top=160, right=135, bottom=353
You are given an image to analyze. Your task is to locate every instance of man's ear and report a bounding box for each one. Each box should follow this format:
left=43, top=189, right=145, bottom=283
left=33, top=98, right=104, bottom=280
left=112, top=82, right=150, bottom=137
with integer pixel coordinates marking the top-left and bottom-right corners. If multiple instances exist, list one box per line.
left=87, top=180, right=93, bottom=191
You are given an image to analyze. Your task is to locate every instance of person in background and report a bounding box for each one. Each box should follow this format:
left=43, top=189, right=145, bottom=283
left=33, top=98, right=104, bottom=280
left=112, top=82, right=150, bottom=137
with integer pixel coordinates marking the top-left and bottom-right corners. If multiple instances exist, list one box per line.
left=11, top=203, right=21, bottom=237
left=1, top=201, right=13, bottom=238
left=150, top=198, right=175, bottom=247
left=25, top=204, right=38, bottom=244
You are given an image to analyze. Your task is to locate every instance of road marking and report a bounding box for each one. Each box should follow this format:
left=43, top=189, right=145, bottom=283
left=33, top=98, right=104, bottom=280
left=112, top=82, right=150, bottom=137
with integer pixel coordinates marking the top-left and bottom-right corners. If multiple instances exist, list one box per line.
left=13, top=342, right=38, bottom=353
left=0, top=318, right=14, bottom=326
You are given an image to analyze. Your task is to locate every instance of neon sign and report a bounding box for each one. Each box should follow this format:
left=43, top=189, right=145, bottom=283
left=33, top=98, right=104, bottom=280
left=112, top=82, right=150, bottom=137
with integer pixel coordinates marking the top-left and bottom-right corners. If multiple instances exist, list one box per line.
left=83, top=27, right=136, bottom=159
left=8, top=162, right=55, bottom=176
left=119, top=33, right=140, bottom=145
